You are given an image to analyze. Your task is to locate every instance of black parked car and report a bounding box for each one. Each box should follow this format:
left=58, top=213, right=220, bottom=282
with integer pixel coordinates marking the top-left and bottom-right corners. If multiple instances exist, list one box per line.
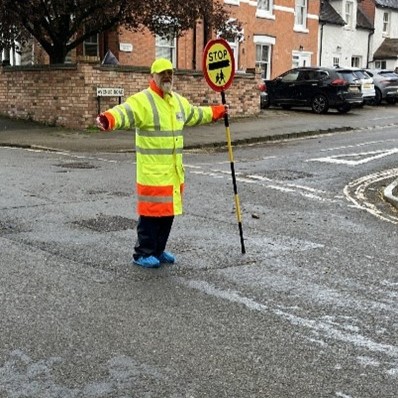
left=259, top=67, right=363, bottom=114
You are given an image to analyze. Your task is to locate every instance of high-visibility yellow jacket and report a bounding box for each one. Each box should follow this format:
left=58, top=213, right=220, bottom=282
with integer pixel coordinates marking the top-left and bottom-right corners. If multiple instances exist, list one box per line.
left=102, top=81, right=224, bottom=217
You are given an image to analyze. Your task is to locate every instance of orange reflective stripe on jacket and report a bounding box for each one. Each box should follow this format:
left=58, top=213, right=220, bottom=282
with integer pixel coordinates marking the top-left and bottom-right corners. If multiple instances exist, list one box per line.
left=137, top=183, right=183, bottom=216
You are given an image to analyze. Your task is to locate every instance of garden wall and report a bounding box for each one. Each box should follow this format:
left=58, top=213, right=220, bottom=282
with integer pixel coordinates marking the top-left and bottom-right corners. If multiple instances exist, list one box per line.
left=0, top=63, right=260, bottom=130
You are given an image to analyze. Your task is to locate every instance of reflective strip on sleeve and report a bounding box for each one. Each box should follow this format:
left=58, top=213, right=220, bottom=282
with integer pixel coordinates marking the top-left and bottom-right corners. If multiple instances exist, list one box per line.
left=122, top=103, right=135, bottom=126
left=115, top=107, right=126, bottom=128
left=185, top=107, right=195, bottom=125
left=192, top=108, right=204, bottom=126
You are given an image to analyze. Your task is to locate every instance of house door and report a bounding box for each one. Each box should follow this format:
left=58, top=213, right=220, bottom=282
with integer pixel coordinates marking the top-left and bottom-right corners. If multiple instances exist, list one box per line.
left=292, top=51, right=311, bottom=68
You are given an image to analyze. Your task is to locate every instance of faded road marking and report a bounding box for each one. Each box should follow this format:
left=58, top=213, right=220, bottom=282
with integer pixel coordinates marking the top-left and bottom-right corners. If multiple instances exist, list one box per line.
left=344, top=168, right=398, bottom=225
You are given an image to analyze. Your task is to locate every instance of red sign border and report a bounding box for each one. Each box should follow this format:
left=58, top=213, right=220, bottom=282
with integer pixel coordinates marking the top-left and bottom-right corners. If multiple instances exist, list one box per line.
left=202, top=39, right=235, bottom=92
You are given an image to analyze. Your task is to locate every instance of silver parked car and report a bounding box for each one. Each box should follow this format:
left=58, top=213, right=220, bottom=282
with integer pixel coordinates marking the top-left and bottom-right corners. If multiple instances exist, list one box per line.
left=336, top=67, right=375, bottom=104
left=365, top=69, right=398, bottom=105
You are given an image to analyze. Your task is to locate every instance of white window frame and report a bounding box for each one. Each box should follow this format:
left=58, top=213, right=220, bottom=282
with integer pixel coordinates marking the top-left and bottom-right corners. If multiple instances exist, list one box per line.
left=155, top=35, right=176, bottom=67
left=227, top=39, right=240, bottom=72
left=375, top=60, right=387, bottom=69
left=256, top=0, right=274, bottom=19
left=294, top=0, right=308, bottom=32
left=256, top=44, right=271, bottom=79
left=344, top=0, right=354, bottom=30
left=83, top=34, right=99, bottom=57
left=253, top=35, right=275, bottom=79
left=382, top=12, right=390, bottom=36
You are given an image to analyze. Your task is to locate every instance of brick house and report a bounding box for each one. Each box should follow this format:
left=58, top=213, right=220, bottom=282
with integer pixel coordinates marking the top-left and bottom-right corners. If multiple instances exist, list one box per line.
left=2, top=1, right=321, bottom=79
left=102, top=0, right=321, bottom=79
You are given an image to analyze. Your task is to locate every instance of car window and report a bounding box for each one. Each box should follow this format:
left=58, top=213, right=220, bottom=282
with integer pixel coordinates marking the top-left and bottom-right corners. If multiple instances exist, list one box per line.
left=281, top=70, right=299, bottom=82
left=298, top=70, right=315, bottom=81
left=337, top=71, right=357, bottom=82
left=379, top=71, right=396, bottom=78
left=352, top=70, right=368, bottom=79
left=315, top=71, right=329, bottom=81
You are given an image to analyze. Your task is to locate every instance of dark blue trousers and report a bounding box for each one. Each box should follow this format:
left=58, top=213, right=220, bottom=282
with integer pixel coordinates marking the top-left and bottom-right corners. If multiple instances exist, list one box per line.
left=133, top=215, right=174, bottom=260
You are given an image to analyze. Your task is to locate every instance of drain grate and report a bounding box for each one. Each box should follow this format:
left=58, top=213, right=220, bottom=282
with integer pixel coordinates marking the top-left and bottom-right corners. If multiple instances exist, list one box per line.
left=73, top=214, right=136, bottom=232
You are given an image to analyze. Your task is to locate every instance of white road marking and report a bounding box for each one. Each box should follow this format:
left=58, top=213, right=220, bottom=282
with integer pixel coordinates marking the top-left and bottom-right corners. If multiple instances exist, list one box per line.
left=309, top=148, right=398, bottom=166
left=319, top=138, right=398, bottom=153
left=179, top=279, right=398, bottom=376
left=1, top=146, right=119, bottom=163
left=189, top=167, right=340, bottom=203
left=344, top=168, right=398, bottom=225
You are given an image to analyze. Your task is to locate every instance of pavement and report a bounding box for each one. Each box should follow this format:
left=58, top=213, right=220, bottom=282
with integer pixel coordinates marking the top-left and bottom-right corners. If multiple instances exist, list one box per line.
left=0, top=109, right=397, bottom=209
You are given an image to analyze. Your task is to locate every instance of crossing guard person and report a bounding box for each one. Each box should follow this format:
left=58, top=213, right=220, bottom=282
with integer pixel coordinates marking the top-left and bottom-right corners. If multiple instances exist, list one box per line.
left=96, top=58, right=227, bottom=268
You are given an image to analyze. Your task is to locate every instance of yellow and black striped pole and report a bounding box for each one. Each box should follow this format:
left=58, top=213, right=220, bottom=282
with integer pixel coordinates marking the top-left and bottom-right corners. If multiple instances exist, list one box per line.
left=202, top=38, right=245, bottom=253
left=221, top=90, right=246, bottom=254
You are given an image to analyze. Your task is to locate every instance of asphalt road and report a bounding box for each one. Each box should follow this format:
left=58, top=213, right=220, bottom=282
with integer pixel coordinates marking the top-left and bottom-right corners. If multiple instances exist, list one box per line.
left=0, top=106, right=397, bottom=397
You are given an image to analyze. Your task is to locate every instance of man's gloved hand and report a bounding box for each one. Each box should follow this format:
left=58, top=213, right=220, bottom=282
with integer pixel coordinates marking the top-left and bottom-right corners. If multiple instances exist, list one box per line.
left=211, top=104, right=229, bottom=121
left=96, top=114, right=109, bottom=131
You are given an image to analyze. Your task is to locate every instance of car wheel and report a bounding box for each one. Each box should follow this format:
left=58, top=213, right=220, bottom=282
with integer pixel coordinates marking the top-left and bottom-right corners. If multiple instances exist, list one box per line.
left=311, top=94, right=329, bottom=114
left=386, top=97, right=397, bottom=105
left=336, top=104, right=351, bottom=114
left=281, top=105, right=291, bottom=110
left=374, top=88, right=382, bottom=105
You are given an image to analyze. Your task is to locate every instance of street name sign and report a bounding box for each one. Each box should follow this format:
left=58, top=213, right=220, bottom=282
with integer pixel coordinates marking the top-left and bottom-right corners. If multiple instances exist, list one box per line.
left=96, top=88, right=124, bottom=97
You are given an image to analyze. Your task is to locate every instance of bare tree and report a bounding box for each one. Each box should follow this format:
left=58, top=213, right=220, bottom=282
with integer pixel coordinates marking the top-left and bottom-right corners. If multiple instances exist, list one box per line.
left=0, top=0, right=229, bottom=64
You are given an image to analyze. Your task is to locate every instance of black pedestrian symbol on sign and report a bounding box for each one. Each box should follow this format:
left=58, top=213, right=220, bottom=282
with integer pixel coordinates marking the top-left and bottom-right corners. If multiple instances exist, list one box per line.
left=216, top=70, right=226, bottom=84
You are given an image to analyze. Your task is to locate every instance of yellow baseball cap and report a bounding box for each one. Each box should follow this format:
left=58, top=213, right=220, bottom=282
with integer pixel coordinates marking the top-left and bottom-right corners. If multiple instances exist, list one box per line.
left=150, top=58, right=173, bottom=74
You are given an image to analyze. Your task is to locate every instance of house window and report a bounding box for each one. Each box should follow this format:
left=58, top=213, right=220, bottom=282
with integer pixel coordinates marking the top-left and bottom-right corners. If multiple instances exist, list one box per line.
left=375, top=60, right=387, bottom=69
left=333, top=57, right=340, bottom=67
left=351, top=56, right=361, bottom=68
left=295, top=0, right=307, bottom=28
left=256, top=44, right=271, bottom=79
left=155, top=36, right=176, bottom=66
left=345, top=1, right=354, bottom=29
left=256, top=0, right=274, bottom=19
left=258, top=0, right=272, bottom=13
left=382, top=12, right=390, bottom=35
left=83, top=34, right=99, bottom=57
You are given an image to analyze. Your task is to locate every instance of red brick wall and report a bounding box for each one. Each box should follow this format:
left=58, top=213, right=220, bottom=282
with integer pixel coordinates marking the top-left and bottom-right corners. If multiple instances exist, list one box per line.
left=0, top=63, right=260, bottom=129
